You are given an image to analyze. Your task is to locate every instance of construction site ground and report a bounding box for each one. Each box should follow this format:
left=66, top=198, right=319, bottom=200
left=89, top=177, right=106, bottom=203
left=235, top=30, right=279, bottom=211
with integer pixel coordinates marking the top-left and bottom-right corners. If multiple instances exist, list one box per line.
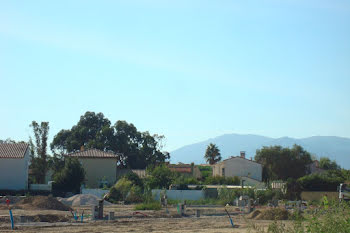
left=0, top=203, right=288, bottom=232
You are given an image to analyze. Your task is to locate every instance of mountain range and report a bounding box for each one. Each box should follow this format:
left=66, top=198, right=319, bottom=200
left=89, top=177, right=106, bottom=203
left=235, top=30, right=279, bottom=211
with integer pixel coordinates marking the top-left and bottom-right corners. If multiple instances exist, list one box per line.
left=170, top=134, right=350, bottom=169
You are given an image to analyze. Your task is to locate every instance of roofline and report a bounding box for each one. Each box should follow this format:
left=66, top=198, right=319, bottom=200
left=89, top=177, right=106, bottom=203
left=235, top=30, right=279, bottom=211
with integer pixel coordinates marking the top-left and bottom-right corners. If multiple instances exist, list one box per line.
left=63, top=148, right=121, bottom=158
left=213, top=156, right=262, bottom=165
left=0, top=143, right=30, bottom=159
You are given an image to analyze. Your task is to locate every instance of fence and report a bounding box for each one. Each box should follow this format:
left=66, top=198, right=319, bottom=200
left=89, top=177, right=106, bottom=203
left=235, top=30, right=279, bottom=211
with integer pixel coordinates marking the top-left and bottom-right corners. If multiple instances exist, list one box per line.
left=152, top=189, right=205, bottom=201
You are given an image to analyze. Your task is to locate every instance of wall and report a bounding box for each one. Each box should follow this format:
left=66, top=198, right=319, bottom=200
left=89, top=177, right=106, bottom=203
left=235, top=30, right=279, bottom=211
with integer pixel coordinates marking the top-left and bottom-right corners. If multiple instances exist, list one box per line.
left=301, top=191, right=338, bottom=202
left=152, top=189, right=204, bottom=201
left=82, top=188, right=109, bottom=198
left=30, top=183, right=52, bottom=191
left=79, top=158, right=117, bottom=188
left=0, top=150, right=29, bottom=190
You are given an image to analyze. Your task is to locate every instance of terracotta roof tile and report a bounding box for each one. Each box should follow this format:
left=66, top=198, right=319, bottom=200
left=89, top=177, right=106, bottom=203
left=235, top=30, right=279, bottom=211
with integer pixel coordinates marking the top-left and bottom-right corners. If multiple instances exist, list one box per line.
left=0, top=143, right=29, bottom=158
left=64, top=148, right=120, bottom=159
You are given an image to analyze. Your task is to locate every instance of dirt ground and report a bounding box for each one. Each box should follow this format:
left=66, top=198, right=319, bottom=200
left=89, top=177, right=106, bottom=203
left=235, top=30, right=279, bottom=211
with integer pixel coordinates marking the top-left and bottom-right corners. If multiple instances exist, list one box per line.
left=0, top=204, right=284, bottom=232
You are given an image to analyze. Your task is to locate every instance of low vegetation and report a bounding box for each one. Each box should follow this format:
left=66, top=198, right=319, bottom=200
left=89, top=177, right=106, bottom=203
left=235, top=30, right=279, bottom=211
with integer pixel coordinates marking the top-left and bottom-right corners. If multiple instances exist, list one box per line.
left=134, top=202, right=161, bottom=210
left=248, top=202, right=350, bottom=233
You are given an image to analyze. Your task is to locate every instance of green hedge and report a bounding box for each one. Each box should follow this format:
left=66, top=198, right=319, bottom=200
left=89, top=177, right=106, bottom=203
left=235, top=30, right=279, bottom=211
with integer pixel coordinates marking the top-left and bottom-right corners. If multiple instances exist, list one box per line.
left=297, top=173, right=344, bottom=191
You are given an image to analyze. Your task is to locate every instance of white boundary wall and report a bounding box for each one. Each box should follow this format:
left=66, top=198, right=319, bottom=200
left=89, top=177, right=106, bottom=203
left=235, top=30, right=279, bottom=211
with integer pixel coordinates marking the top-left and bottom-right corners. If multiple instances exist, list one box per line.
left=152, top=189, right=204, bottom=201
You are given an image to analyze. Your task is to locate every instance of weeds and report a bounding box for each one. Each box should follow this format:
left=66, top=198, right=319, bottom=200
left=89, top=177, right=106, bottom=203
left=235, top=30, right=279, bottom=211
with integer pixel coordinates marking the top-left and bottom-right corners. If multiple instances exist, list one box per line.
left=247, top=202, right=350, bottom=233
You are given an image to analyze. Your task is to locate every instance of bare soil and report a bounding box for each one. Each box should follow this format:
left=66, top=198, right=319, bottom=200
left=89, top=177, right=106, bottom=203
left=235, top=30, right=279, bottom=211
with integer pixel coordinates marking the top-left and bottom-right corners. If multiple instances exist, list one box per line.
left=0, top=202, right=288, bottom=232
left=15, top=196, right=72, bottom=211
left=248, top=208, right=290, bottom=220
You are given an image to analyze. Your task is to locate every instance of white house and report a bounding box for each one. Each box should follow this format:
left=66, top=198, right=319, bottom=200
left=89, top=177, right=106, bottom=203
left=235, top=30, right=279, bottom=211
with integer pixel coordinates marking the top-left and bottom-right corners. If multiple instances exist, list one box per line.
left=212, top=151, right=263, bottom=183
left=0, top=143, right=31, bottom=190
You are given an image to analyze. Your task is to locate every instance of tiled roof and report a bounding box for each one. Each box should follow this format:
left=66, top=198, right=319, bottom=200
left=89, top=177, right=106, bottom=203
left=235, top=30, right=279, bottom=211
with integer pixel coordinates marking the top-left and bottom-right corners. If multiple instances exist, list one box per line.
left=0, top=143, right=29, bottom=158
left=64, top=148, right=119, bottom=159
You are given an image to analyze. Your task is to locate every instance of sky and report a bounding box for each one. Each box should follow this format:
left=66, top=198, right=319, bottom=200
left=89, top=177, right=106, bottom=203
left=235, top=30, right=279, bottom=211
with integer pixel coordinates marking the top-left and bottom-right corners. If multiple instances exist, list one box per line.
left=0, top=0, right=350, bottom=153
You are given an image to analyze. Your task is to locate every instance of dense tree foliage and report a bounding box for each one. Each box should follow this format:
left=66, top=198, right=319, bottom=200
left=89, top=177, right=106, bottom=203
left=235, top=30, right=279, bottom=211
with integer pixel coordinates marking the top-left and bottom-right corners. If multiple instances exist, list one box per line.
left=204, top=176, right=240, bottom=185
left=53, top=158, right=85, bottom=193
left=51, top=111, right=169, bottom=169
left=146, top=164, right=175, bottom=189
left=0, top=138, right=19, bottom=143
left=255, top=145, right=312, bottom=182
left=319, top=157, right=340, bottom=170
left=204, top=143, right=222, bottom=165
left=29, top=121, right=50, bottom=183
left=297, top=172, right=344, bottom=191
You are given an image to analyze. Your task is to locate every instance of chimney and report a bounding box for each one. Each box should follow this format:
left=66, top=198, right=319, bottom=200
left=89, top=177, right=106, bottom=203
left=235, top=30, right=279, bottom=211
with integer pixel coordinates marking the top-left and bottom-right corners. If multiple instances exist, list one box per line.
left=240, top=151, right=245, bottom=159
left=80, top=145, right=85, bottom=151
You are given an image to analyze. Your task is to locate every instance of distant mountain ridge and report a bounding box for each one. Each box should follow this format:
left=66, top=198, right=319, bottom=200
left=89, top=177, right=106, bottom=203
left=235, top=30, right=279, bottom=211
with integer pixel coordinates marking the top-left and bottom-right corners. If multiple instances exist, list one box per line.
left=170, top=134, right=350, bottom=169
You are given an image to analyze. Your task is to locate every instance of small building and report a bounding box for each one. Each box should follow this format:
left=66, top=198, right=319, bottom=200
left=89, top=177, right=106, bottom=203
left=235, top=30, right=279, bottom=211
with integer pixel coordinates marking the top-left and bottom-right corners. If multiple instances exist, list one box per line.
left=0, top=143, right=31, bottom=190
left=64, top=148, right=120, bottom=188
left=212, top=151, right=263, bottom=182
left=168, top=163, right=202, bottom=179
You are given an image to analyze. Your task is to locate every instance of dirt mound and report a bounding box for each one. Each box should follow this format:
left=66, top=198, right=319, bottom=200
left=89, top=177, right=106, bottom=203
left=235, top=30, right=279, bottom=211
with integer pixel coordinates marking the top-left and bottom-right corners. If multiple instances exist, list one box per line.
left=0, top=196, right=24, bottom=204
left=16, top=196, right=72, bottom=211
left=59, top=194, right=111, bottom=206
left=247, top=209, right=261, bottom=219
left=248, top=208, right=289, bottom=220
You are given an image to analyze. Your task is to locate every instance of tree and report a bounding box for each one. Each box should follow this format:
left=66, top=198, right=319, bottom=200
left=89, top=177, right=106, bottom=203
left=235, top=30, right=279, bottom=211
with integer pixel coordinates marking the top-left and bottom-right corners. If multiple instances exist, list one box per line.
left=51, top=112, right=112, bottom=154
left=297, top=172, right=344, bottom=191
left=319, top=157, right=340, bottom=170
left=204, top=143, right=221, bottom=165
left=29, top=121, right=50, bottom=183
left=0, top=138, right=17, bottom=143
left=146, top=164, right=174, bottom=189
left=53, top=158, right=85, bottom=193
left=51, top=111, right=169, bottom=169
left=255, top=144, right=312, bottom=182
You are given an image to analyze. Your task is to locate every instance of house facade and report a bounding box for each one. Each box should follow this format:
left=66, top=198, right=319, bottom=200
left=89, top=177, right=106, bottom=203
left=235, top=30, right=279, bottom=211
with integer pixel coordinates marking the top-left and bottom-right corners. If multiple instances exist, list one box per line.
left=0, top=143, right=31, bottom=190
left=212, top=151, right=263, bottom=182
left=64, top=149, right=120, bottom=188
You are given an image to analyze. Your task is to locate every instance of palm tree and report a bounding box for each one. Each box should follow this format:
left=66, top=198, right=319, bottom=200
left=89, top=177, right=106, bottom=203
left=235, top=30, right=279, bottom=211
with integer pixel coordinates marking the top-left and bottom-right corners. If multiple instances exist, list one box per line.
left=204, top=143, right=221, bottom=165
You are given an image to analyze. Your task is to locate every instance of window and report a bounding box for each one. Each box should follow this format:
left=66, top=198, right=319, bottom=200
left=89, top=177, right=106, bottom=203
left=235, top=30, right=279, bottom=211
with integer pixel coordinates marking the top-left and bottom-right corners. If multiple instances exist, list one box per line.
left=222, top=168, right=225, bottom=176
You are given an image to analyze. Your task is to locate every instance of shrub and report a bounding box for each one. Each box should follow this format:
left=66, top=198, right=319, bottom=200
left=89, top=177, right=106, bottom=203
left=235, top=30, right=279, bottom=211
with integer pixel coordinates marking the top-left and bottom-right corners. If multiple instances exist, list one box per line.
left=204, top=176, right=240, bottom=185
left=125, top=185, right=144, bottom=204
left=297, top=173, right=344, bottom=191
left=146, top=164, right=175, bottom=189
left=198, top=166, right=212, bottom=180
left=107, top=178, right=133, bottom=202
left=217, top=187, right=240, bottom=205
left=108, top=186, right=122, bottom=203
left=256, top=189, right=284, bottom=205
left=123, top=172, right=144, bottom=189
left=53, top=158, right=85, bottom=193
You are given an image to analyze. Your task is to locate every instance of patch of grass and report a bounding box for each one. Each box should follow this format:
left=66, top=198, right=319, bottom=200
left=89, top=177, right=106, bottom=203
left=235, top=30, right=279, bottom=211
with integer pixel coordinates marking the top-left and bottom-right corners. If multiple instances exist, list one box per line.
left=134, top=202, right=161, bottom=210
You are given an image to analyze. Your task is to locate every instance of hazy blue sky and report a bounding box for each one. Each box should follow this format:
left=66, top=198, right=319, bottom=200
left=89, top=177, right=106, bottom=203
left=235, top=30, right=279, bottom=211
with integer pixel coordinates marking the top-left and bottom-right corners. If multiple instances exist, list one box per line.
left=1, top=0, right=349, bottom=152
